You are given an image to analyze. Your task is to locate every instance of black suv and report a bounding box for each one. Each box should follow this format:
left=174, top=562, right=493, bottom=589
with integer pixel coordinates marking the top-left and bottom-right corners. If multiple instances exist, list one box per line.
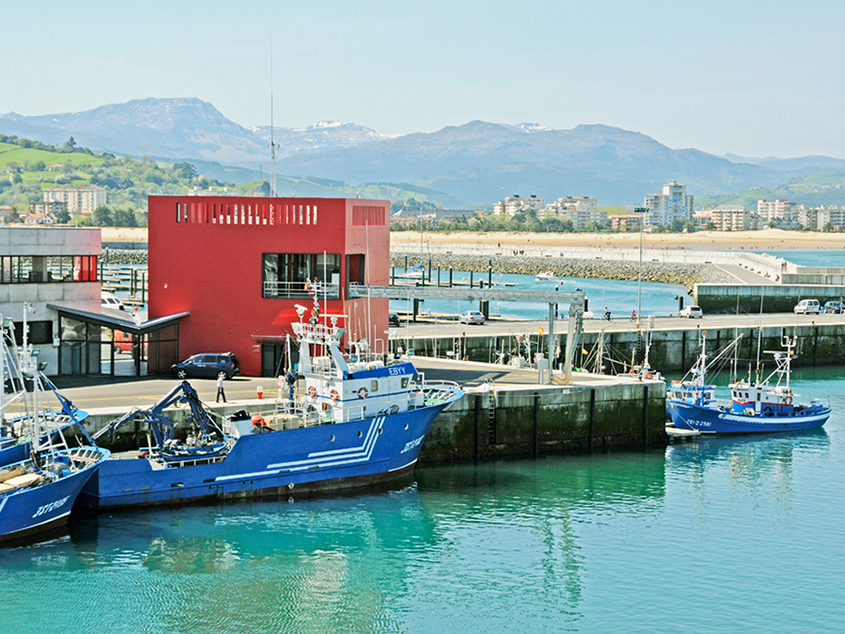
left=389, top=312, right=400, bottom=327
left=171, top=352, right=240, bottom=379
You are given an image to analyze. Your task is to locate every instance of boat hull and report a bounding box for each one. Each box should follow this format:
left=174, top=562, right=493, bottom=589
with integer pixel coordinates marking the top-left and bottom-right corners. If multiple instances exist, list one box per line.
left=78, top=398, right=456, bottom=510
left=667, top=400, right=831, bottom=434
left=0, top=447, right=109, bottom=544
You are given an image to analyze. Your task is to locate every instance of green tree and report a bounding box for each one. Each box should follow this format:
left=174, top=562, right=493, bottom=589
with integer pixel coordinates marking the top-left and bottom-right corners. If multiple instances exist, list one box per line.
left=64, top=136, right=77, bottom=150
left=90, top=206, right=113, bottom=226
left=55, top=208, right=71, bottom=224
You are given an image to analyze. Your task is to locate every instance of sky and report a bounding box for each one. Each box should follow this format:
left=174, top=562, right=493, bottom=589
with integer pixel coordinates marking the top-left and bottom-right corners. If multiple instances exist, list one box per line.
left=3, top=0, right=845, bottom=158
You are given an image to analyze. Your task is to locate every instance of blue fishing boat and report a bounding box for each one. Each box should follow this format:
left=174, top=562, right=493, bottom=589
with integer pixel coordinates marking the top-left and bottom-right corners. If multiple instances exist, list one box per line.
left=667, top=332, right=831, bottom=434
left=78, top=300, right=463, bottom=510
left=0, top=311, right=109, bottom=544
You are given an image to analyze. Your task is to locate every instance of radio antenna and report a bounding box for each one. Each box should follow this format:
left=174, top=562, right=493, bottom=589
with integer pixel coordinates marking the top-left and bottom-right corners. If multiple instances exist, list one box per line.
left=269, top=34, right=278, bottom=197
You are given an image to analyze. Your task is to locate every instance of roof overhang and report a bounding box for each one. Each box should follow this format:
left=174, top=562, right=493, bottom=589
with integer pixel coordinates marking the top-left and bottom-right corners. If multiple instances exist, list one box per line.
left=46, top=304, right=189, bottom=334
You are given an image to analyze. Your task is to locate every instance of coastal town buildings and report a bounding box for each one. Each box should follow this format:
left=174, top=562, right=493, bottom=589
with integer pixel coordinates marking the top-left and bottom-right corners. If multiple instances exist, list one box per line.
left=757, top=199, right=798, bottom=224
left=708, top=205, right=761, bottom=231
left=493, top=195, right=545, bottom=216
left=644, top=181, right=694, bottom=227
left=543, top=197, right=606, bottom=230
left=42, top=185, right=107, bottom=215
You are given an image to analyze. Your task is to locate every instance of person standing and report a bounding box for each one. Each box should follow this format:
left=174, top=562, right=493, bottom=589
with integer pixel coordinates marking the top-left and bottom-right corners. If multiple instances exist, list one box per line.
left=216, top=372, right=227, bottom=403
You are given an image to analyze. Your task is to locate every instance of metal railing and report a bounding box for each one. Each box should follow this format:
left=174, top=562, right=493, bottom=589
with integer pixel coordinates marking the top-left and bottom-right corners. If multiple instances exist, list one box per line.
left=262, top=281, right=339, bottom=299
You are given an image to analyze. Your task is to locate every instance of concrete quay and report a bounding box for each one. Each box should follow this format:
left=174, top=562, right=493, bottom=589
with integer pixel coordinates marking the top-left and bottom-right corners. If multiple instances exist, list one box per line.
left=55, top=360, right=668, bottom=464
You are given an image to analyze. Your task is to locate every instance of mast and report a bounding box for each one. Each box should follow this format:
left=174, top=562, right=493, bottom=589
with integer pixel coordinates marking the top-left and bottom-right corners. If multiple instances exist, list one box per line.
left=269, top=34, right=277, bottom=197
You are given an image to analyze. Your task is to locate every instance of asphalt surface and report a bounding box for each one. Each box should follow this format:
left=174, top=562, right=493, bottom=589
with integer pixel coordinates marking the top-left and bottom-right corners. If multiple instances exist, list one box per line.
left=50, top=311, right=843, bottom=411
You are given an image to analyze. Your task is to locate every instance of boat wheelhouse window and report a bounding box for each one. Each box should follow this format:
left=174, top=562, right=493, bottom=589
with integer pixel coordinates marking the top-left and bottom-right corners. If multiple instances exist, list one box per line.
left=370, top=380, right=379, bottom=392
left=757, top=393, right=761, bottom=401
left=401, top=377, right=409, bottom=389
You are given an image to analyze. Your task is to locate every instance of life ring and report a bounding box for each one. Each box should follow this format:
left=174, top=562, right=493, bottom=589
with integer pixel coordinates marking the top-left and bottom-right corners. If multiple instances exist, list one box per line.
left=785, top=395, right=793, bottom=405
left=358, top=387, right=368, bottom=400
left=645, top=372, right=653, bottom=379
left=330, top=388, right=339, bottom=401
left=307, top=385, right=317, bottom=398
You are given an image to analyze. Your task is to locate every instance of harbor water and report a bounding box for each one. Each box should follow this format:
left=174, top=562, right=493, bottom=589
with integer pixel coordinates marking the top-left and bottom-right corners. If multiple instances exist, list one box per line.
left=390, top=269, right=688, bottom=320
left=2, top=367, right=844, bottom=633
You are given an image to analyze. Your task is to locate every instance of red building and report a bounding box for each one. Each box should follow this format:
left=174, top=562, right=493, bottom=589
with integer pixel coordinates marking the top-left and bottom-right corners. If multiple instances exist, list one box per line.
left=148, top=196, right=390, bottom=376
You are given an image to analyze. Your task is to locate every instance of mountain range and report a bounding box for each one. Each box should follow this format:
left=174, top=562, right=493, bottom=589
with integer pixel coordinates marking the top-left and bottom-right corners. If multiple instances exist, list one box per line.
left=2, top=97, right=843, bottom=207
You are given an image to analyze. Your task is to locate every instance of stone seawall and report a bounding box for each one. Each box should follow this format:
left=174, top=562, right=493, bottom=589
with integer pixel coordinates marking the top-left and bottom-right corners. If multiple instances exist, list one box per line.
left=103, top=248, right=148, bottom=264
left=392, top=252, right=736, bottom=291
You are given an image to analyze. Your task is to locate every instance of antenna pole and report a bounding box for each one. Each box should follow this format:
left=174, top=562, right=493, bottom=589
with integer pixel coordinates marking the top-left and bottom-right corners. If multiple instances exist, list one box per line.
left=270, top=34, right=277, bottom=197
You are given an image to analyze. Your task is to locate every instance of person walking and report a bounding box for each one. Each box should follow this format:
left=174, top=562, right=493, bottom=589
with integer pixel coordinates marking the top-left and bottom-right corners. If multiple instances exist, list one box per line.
left=216, top=372, right=227, bottom=403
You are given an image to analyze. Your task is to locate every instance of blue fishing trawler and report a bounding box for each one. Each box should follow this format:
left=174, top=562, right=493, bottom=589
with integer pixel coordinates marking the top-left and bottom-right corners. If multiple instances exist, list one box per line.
left=78, top=301, right=463, bottom=510
left=0, top=311, right=109, bottom=544
left=667, top=332, right=831, bottom=434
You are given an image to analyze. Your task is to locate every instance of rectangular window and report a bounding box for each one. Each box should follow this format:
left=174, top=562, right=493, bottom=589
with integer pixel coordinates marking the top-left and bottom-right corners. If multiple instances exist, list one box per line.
left=262, top=253, right=341, bottom=299
left=13, top=320, right=53, bottom=345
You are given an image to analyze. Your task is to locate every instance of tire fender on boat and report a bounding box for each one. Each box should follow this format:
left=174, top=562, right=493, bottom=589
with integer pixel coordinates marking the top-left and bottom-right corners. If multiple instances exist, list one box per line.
left=358, top=387, right=368, bottom=400
left=763, top=406, right=773, bottom=417
left=307, top=385, right=317, bottom=398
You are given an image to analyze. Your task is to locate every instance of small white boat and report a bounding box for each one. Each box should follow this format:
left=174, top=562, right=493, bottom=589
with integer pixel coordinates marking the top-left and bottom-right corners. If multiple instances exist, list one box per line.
left=535, top=271, right=556, bottom=281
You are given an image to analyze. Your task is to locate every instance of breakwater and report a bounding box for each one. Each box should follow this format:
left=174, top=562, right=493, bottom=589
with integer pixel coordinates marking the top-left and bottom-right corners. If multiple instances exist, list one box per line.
left=102, top=247, right=148, bottom=264
left=392, top=252, right=736, bottom=291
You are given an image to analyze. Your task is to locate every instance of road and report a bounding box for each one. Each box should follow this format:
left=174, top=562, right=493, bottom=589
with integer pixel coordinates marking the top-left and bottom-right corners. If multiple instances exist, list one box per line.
left=391, top=311, right=845, bottom=338
left=51, top=311, right=841, bottom=411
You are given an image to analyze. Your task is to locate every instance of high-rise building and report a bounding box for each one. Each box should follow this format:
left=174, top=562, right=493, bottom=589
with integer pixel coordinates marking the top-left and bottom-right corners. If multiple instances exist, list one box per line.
left=644, top=181, right=694, bottom=226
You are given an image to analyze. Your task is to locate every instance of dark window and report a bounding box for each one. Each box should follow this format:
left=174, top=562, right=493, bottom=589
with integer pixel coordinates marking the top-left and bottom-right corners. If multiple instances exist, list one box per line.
left=262, top=253, right=341, bottom=299
left=12, top=320, right=53, bottom=345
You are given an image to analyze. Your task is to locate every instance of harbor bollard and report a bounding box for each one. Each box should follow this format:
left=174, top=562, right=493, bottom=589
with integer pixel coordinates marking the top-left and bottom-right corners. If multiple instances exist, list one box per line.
left=257, top=386, right=264, bottom=400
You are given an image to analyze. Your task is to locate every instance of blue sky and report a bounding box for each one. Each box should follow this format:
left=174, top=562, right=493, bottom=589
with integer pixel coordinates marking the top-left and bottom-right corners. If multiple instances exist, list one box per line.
left=4, top=0, right=844, bottom=158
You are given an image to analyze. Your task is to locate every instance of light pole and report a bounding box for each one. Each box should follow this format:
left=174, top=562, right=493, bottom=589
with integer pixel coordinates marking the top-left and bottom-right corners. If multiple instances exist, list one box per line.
left=634, top=207, right=647, bottom=328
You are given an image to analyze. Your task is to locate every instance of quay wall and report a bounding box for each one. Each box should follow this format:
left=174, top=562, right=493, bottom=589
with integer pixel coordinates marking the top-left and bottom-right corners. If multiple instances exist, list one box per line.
left=696, top=283, right=845, bottom=313
left=72, top=380, right=667, bottom=462
left=418, top=381, right=666, bottom=464
left=395, top=322, right=845, bottom=372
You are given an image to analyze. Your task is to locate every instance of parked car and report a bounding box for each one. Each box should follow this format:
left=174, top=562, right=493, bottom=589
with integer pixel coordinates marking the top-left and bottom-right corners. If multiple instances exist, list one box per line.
left=170, top=352, right=240, bottom=379
left=679, top=305, right=703, bottom=319
left=823, top=300, right=844, bottom=314
left=388, top=312, right=400, bottom=327
left=459, top=310, right=486, bottom=325
left=794, top=299, right=821, bottom=314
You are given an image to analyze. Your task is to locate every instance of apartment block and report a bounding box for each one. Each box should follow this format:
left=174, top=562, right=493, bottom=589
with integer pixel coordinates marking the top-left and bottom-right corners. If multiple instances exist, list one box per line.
left=42, top=185, right=107, bottom=215
left=493, top=194, right=545, bottom=216
left=644, top=181, right=694, bottom=226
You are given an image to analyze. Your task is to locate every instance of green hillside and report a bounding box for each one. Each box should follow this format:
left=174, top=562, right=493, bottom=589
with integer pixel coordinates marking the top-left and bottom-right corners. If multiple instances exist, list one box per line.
left=0, top=136, right=457, bottom=224
left=697, top=172, right=845, bottom=209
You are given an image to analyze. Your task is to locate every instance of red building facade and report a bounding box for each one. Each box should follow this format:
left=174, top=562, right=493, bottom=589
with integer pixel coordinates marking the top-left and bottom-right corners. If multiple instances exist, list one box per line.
left=148, top=196, right=390, bottom=376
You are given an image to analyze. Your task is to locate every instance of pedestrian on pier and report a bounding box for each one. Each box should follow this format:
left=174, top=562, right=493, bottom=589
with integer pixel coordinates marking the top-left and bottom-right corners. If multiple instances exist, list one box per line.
left=216, top=372, right=227, bottom=403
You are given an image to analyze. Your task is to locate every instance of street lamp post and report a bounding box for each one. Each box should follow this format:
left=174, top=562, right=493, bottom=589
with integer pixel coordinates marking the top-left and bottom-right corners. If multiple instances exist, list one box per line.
left=634, top=207, right=647, bottom=328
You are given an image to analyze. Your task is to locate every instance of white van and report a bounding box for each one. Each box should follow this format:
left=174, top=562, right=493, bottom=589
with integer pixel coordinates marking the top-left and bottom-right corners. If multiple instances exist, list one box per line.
left=793, top=299, right=820, bottom=314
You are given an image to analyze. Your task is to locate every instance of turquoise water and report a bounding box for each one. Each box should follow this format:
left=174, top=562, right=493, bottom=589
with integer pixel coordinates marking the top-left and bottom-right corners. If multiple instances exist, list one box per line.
left=390, top=270, right=689, bottom=320
left=766, top=249, right=845, bottom=267
left=2, top=367, right=845, bottom=633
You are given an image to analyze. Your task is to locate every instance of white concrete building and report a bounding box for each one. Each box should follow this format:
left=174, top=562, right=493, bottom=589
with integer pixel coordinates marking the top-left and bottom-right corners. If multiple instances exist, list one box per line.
left=757, top=199, right=798, bottom=224
left=493, top=195, right=545, bottom=216
left=644, top=181, right=694, bottom=227
left=42, top=185, right=107, bottom=215
left=545, top=197, right=606, bottom=230
left=709, top=205, right=760, bottom=231
left=0, top=227, right=101, bottom=375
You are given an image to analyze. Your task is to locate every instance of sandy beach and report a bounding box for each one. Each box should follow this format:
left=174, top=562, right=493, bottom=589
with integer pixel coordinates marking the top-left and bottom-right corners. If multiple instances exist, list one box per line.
left=102, top=227, right=845, bottom=251
left=392, top=228, right=845, bottom=251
